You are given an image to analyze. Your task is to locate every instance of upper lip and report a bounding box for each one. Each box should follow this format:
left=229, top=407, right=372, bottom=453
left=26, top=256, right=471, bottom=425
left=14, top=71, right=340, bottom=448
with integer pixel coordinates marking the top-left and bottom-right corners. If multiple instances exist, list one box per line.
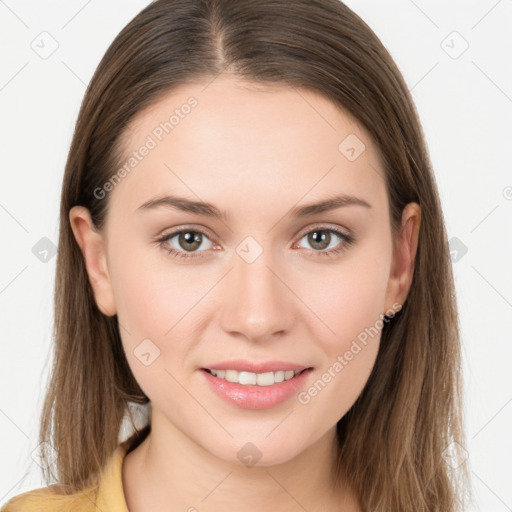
left=201, top=359, right=312, bottom=373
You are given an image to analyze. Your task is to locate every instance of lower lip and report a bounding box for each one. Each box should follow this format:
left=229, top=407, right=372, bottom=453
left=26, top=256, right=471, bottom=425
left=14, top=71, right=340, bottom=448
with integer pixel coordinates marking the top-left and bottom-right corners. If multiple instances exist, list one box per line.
left=199, top=368, right=313, bottom=410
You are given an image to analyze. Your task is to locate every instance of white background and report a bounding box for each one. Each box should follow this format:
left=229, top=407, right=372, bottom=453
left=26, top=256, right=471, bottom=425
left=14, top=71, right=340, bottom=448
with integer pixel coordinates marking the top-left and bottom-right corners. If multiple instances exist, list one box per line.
left=0, top=0, right=511, bottom=510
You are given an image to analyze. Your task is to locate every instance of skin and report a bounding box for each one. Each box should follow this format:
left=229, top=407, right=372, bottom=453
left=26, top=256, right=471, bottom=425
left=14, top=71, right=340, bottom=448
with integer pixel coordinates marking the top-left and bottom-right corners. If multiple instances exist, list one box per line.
left=70, top=75, right=420, bottom=512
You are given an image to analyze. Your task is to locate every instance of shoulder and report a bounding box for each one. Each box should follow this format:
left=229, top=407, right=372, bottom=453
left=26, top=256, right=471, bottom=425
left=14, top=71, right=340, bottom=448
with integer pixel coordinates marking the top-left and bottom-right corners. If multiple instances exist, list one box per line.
left=1, top=427, right=149, bottom=512
left=0, top=484, right=97, bottom=512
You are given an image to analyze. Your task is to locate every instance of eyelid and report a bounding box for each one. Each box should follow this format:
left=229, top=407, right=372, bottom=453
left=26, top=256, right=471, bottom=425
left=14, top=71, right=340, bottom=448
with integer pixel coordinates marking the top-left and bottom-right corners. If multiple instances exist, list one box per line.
left=156, top=224, right=219, bottom=244
left=293, top=222, right=351, bottom=241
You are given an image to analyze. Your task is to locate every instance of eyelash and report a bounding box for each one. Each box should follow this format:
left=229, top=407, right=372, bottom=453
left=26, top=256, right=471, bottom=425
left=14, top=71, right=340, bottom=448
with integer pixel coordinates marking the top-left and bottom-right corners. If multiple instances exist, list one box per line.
left=155, top=225, right=354, bottom=260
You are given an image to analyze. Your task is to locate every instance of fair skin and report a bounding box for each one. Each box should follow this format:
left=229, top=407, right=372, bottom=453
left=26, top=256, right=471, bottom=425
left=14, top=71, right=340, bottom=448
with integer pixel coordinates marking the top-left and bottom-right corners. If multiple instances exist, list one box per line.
left=70, top=76, right=420, bottom=512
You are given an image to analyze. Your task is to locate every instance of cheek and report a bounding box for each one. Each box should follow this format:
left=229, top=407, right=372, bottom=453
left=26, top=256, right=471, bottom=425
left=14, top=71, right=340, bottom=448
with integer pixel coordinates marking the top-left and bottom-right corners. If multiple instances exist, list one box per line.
left=302, top=250, right=391, bottom=350
left=109, top=245, right=216, bottom=376
left=298, top=245, right=391, bottom=415
left=110, top=235, right=204, bottom=336
left=330, top=273, right=386, bottom=343
left=112, top=263, right=171, bottom=338
left=110, top=255, right=201, bottom=404
left=294, top=263, right=388, bottom=422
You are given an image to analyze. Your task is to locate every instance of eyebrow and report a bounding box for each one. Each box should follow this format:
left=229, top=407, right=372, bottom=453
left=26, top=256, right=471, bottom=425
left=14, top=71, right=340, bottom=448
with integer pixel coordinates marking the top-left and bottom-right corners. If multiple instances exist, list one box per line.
left=136, top=193, right=372, bottom=220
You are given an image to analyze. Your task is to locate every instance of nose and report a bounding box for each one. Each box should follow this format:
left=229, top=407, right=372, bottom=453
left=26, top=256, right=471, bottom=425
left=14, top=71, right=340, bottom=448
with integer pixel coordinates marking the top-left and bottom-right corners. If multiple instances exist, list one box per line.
left=219, top=247, right=297, bottom=342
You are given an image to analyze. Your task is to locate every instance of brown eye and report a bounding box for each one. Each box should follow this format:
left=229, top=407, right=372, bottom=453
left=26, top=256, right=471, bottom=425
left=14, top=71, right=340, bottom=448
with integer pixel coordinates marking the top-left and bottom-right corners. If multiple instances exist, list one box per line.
left=157, top=225, right=353, bottom=261
left=177, top=231, right=203, bottom=252
left=295, top=226, right=354, bottom=257
left=307, top=230, right=332, bottom=251
left=157, top=228, right=215, bottom=259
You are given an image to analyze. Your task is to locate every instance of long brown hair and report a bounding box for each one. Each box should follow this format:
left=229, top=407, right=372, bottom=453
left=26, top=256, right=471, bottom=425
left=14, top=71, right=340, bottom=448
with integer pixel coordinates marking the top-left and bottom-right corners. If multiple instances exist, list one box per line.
left=35, top=0, right=471, bottom=509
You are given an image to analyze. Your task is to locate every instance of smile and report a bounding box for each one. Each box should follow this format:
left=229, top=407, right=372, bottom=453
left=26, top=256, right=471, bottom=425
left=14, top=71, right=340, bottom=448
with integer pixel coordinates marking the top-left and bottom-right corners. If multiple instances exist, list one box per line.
left=206, top=368, right=305, bottom=386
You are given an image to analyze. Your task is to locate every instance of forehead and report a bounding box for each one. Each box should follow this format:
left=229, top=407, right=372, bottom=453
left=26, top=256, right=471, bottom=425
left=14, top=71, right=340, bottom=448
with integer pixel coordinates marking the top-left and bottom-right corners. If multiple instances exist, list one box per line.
left=108, top=76, right=387, bottom=218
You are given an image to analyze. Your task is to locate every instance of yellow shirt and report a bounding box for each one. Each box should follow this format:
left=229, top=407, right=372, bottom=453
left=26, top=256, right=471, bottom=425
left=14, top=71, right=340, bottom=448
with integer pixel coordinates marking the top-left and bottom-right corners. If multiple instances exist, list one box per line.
left=0, top=436, right=134, bottom=512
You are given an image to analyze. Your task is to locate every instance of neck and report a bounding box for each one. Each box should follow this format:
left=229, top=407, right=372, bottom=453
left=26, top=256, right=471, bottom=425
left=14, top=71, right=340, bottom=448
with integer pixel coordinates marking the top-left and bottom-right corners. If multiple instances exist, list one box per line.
left=122, top=409, right=362, bottom=512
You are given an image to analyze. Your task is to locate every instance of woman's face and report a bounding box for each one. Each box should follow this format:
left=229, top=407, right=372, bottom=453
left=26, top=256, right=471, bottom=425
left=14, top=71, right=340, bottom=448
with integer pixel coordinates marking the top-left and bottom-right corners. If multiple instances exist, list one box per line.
left=71, top=76, right=418, bottom=466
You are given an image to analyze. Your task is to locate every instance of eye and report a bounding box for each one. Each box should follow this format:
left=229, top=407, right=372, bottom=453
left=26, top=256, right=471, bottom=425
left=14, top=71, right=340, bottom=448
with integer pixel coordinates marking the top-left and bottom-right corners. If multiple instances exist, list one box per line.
left=294, top=226, right=354, bottom=257
left=156, top=228, right=217, bottom=260
left=156, top=225, right=354, bottom=261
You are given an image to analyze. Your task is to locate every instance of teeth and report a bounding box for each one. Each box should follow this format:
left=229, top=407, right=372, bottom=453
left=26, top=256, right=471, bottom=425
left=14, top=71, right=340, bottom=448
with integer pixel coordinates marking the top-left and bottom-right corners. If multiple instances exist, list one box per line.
left=208, top=369, right=302, bottom=386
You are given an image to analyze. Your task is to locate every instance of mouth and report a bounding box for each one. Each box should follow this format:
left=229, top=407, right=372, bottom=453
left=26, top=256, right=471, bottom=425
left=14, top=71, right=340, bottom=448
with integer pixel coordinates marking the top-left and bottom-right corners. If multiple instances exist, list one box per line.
left=200, top=367, right=312, bottom=387
left=199, top=366, right=314, bottom=410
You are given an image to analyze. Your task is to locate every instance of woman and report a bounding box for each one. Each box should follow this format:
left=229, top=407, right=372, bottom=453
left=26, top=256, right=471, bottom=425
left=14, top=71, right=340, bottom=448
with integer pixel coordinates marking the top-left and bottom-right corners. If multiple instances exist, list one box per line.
left=1, top=0, right=471, bottom=510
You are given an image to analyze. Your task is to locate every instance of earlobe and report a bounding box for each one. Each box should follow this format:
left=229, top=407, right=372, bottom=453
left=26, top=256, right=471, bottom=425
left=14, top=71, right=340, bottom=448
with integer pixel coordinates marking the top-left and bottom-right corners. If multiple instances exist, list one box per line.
left=68, top=206, right=117, bottom=317
left=385, top=202, right=421, bottom=311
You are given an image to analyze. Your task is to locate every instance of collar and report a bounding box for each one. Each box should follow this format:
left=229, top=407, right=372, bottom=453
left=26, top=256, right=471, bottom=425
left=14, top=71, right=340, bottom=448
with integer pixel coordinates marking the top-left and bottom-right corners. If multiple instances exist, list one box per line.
left=94, top=434, right=138, bottom=512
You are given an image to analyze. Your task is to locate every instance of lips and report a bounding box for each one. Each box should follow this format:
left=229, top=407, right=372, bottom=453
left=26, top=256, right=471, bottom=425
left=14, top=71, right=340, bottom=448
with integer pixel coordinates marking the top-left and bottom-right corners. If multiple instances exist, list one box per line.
left=200, top=365, right=314, bottom=409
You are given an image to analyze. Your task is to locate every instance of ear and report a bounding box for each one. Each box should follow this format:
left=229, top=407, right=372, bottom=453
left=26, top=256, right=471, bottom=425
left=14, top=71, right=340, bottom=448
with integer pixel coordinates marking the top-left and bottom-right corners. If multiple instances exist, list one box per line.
left=69, top=206, right=117, bottom=316
left=384, top=202, right=421, bottom=312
